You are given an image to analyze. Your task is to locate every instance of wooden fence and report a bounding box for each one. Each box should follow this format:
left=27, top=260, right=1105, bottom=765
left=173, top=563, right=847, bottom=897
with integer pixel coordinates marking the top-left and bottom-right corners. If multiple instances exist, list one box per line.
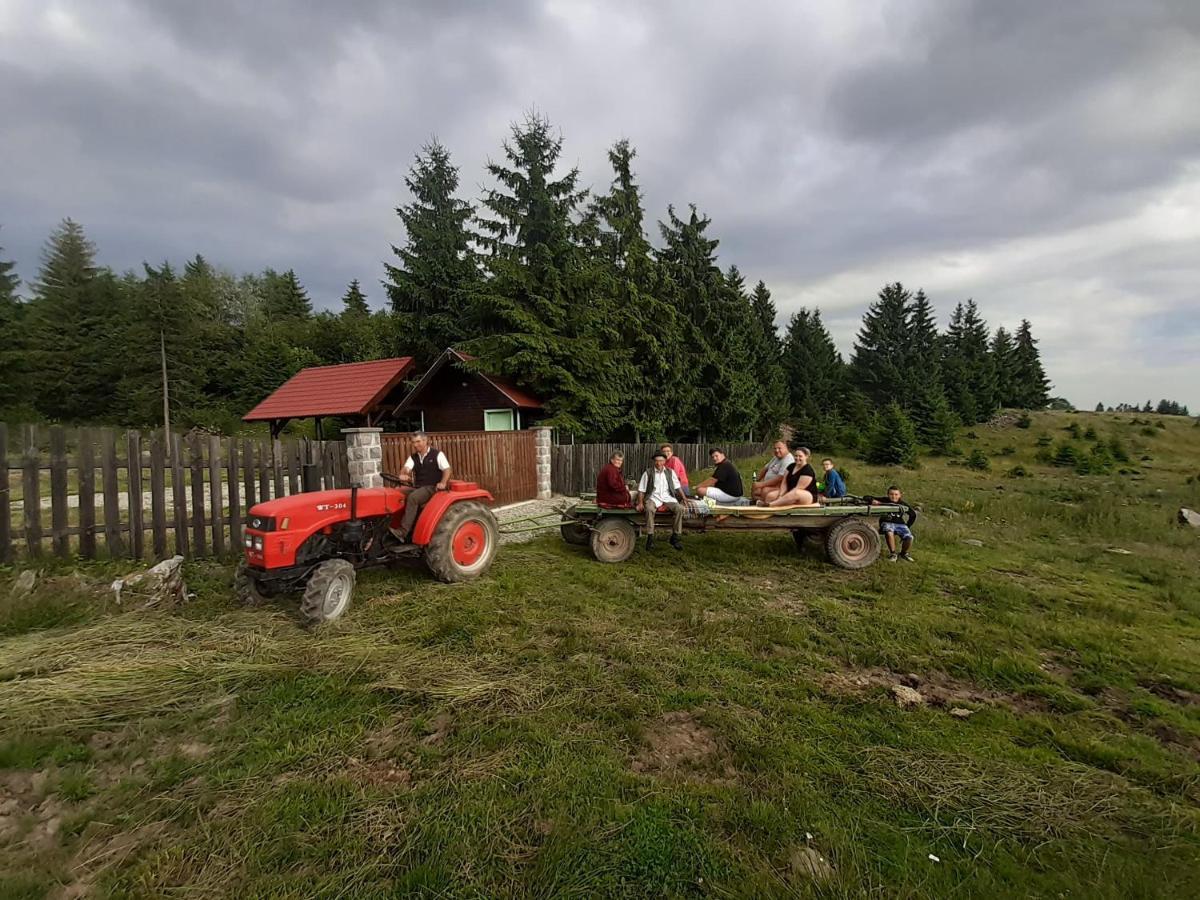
left=1, top=423, right=348, bottom=563
left=381, top=430, right=538, bottom=507
left=551, top=441, right=769, bottom=496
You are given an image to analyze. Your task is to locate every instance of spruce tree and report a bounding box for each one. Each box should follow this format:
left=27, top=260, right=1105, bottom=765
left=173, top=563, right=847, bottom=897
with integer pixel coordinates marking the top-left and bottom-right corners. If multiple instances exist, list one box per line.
left=259, top=269, right=312, bottom=321
left=0, top=229, right=18, bottom=302
left=384, top=140, right=478, bottom=367
left=468, top=114, right=622, bottom=437
left=341, top=279, right=370, bottom=317
left=1010, top=319, right=1050, bottom=409
left=941, top=300, right=997, bottom=423
left=781, top=307, right=845, bottom=445
left=850, top=282, right=912, bottom=407
left=865, top=402, right=917, bottom=465
left=590, top=139, right=679, bottom=439
left=0, top=233, right=25, bottom=410
left=749, top=280, right=788, bottom=438
left=905, top=289, right=956, bottom=445
left=990, top=326, right=1017, bottom=407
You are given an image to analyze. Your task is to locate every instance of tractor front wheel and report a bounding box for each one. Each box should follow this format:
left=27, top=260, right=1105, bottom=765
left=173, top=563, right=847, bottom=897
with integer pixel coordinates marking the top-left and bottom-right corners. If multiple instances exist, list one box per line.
left=234, top=561, right=270, bottom=607
left=425, top=501, right=499, bottom=583
left=590, top=518, right=636, bottom=563
left=824, top=518, right=881, bottom=569
left=300, top=559, right=356, bottom=624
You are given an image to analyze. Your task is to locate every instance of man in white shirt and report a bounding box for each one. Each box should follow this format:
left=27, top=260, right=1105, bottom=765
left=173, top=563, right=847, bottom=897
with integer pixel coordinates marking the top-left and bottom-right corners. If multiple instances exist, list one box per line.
left=393, top=431, right=452, bottom=542
left=635, top=450, right=687, bottom=551
left=751, top=440, right=795, bottom=503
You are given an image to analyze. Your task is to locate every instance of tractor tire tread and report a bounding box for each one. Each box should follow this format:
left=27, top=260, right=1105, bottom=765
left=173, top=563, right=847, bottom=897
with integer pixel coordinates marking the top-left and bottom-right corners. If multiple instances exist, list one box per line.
left=234, top=561, right=270, bottom=607
left=824, top=517, right=881, bottom=569
left=300, top=559, right=356, bottom=624
left=425, top=501, right=499, bottom=583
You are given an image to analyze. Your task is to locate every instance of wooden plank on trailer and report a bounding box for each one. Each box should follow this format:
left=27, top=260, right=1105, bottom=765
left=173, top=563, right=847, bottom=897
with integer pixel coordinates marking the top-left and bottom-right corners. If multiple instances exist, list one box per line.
left=171, top=432, right=189, bottom=557
left=126, top=431, right=144, bottom=560
left=227, top=438, right=241, bottom=552
left=241, top=439, right=256, bottom=509
left=0, top=424, right=9, bottom=564
left=209, top=435, right=224, bottom=557
left=49, top=426, right=69, bottom=558
left=150, top=433, right=167, bottom=558
left=78, top=428, right=97, bottom=559
left=189, top=433, right=206, bottom=556
left=22, top=426, right=42, bottom=557
left=101, top=429, right=123, bottom=558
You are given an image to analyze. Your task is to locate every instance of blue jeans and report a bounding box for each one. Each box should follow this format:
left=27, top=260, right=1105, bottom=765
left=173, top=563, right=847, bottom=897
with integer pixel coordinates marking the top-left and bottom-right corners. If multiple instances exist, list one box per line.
left=881, top=522, right=913, bottom=542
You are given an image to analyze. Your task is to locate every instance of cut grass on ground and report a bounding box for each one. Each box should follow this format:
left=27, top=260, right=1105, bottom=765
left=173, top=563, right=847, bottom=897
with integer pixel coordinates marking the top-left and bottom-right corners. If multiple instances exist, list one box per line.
left=0, top=411, right=1198, bottom=897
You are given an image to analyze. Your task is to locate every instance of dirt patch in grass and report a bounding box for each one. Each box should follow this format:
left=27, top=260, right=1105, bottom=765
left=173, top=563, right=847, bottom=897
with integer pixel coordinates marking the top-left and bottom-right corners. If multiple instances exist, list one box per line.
left=822, top=666, right=1053, bottom=714
left=345, top=756, right=412, bottom=789
left=631, top=710, right=733, bottom=779
left=1141, top=680, right=1200, bottom=708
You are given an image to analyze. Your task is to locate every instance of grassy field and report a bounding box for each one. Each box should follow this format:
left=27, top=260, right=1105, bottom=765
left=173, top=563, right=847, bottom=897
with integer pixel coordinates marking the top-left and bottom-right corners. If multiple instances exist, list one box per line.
left=1, top=411, right=1198, bottom=898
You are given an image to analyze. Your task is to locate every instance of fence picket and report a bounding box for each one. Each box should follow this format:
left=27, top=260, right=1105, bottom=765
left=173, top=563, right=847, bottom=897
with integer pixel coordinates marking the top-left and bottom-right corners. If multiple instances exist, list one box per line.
left=171, top=432, right=189, bottom=557
left=127, top=431, right=144, bottom=560
left=209, top=435, right=224, bottom=556
left=272, top=439, right=284, bottom=498
left=79, top=429, right=96, bottom=559
left=286, top=441, right=299, bottom=495
left=189, top=433, right=206, bottom=557
left=50, top=426, right=69, bottom=558
left=0, top=424, right=9, bottom=564
left=101, top=429, right=123, bottom=558
left=227, top=438, right=241, bottom=551
left=241, top=439, right=256, bottom=509
left=150, top=433, right=167, bottom=559
left=258, top=441, right=270, bottom=503
left=21, top=426, right=41, bottom=556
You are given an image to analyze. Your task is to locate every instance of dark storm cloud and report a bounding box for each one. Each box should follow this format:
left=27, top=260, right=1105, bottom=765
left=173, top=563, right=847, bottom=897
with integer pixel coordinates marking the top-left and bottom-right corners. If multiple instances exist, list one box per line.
left=1, top=0, right=1197, bottom=406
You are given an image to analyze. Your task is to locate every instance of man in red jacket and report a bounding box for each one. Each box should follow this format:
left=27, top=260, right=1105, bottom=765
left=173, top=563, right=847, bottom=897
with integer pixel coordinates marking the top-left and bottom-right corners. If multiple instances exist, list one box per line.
left=595, top=451, right=632, bottom=508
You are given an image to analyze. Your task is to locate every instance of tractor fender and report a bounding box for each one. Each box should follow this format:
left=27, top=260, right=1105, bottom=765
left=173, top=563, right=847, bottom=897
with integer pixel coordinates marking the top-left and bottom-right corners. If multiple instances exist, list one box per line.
left=411, top=487, right=495, bottom=546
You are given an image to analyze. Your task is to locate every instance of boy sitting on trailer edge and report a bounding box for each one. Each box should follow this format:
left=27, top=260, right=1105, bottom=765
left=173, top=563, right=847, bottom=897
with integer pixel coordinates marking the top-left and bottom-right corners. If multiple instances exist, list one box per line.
left=867, top=485, right=917, bottom=562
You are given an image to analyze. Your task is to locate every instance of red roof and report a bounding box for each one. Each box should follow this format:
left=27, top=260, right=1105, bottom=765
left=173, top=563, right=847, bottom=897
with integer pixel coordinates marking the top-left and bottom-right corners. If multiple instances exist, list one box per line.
left=449, top=350, right=544, bottom=408
left=244, top=357, right=416, bottom=421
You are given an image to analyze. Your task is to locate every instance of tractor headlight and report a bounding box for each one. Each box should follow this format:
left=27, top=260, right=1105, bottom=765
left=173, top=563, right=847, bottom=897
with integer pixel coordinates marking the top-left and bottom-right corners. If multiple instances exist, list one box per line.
left=244, top=534, right=253, bottom=548
left=253, top=536, right=264, bottom=552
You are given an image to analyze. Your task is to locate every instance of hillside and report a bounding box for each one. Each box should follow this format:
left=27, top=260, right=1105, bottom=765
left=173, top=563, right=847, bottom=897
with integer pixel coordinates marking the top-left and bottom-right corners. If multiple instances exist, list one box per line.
left=1, top=411, right=1198, bottom=897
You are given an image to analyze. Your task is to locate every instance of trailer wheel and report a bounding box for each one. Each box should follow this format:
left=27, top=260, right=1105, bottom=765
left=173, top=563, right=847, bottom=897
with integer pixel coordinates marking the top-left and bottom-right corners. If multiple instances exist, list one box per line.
left=560, top=518, right=590, bottom=546
left=825, top=518, right=881, bottom=569
left=590, top=518, right=636, bottom=563
left=300, top=559, right=356, bottom=624
left=234, top=561, right=271, bottom=606
left=425, top=501, right=498, bottom=583
left=792, top=529, right=827, bottom=560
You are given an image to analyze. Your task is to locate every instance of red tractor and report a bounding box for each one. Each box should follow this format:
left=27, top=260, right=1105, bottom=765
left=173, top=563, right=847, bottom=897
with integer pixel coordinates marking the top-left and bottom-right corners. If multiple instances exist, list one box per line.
left=235, top=476, right=498, bottom=624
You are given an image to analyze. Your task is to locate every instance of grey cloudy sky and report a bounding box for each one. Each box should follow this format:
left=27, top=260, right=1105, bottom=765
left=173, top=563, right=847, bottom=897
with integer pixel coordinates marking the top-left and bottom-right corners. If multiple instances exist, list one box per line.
left=2, top=0, right=1198, bottom=408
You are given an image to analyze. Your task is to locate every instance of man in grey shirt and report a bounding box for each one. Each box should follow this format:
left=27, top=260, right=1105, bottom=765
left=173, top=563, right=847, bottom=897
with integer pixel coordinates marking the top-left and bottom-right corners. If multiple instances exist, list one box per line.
left=751, top=440, right=796, bottom=503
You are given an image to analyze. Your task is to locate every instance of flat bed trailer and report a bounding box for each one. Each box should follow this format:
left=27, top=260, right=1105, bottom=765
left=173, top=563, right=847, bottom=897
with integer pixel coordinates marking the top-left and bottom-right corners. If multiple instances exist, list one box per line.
left=559, top=496, right=906, bottom=569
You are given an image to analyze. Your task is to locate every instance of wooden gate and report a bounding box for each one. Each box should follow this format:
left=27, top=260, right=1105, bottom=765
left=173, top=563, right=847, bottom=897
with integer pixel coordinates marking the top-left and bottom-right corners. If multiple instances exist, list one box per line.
left=382, top=430, right=538, bottom=507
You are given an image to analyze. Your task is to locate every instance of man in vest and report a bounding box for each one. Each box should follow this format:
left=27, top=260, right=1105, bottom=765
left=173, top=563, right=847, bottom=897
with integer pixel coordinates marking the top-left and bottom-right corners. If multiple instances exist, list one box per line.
left=393, top=431, right=452, bottom=543
left=635, top=450, right=687, bottom=551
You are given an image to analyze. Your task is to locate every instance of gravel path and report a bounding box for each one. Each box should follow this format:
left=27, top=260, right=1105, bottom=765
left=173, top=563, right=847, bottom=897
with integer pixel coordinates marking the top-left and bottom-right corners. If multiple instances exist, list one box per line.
left=493, top=497, right=575, bottom=545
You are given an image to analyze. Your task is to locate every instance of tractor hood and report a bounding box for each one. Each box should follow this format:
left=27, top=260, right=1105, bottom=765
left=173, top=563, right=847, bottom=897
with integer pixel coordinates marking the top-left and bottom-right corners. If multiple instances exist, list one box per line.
left=245, top=487, right=405, bottom=532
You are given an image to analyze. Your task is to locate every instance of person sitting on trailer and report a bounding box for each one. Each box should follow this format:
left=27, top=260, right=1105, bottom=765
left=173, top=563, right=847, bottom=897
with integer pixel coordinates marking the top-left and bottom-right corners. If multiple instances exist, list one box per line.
left=764, top=446, right=820, bottom=507
left=751, top=440, right=796, bottom=503
left=660, top=443, right=691, bottom=497
left=868, top=485, right=918, bottom=562
left=596, top=450, right=632, bottom=508
left=695, top=448, right=748, bottom=505
left=820, top=458, right=847, bottom=499
left=636, top=450, right=687, bottom=551
left=392, top=431, right=451, bottom=543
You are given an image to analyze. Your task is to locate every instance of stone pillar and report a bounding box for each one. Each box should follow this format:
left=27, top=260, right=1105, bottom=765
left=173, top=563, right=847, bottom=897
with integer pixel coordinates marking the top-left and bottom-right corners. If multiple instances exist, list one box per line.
left=342, top=427, right=383, bottom=488
left=533, top=426, right=552, bottom=499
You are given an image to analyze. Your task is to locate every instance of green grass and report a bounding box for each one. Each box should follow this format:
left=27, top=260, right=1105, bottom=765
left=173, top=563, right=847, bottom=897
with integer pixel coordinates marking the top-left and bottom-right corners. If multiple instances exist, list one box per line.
left=0, top=411, right=1198, bottom=897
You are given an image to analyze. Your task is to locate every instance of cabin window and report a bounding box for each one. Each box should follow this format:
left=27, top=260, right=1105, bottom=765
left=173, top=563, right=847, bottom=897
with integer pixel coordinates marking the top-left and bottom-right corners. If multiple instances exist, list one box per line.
left=483, top=409, right=515, bottom=431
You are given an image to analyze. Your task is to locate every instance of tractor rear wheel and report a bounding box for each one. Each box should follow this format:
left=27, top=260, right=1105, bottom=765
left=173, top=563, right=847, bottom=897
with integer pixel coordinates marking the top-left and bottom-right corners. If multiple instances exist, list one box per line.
left=560, top=517, right=590, bottom=546
left=300, top=559, right=356, bottom=624
left=234, top=561, right=270, bottom=607
left=590, top=518, right=636, bottom=563
left=425, top=501, right=498, bottom=583
left=824, top=518, right=880, bottom=570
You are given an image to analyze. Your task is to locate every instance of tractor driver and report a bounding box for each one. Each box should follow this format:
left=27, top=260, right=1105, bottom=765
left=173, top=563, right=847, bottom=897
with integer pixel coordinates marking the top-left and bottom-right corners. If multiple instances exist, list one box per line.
left=393, top=431, right=451, bottom=543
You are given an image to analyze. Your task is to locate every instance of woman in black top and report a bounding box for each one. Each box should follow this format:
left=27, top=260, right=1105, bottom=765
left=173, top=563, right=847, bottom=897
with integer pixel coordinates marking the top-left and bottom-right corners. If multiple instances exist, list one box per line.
left=764, top=446, right=819, bottom=507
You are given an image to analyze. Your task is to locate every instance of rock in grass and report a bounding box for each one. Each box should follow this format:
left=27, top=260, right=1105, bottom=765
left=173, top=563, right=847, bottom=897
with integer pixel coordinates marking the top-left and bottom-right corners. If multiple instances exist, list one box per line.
left=1105, top=548, right=1132, bottom=555
left=892, top=685, right=925, bottom=707
left=1179, top=508, right=1200, bottom=528
left=962, top=539, right=985, bottom=547
left=9, top=570, right=37, bottom=598
left=949, top=707, right=974, bottom=719
left=939, top=507, right=960, bottom=518
left=790, top=846, right=834, bottom=882
left=111, top=556, right=186, bottom=607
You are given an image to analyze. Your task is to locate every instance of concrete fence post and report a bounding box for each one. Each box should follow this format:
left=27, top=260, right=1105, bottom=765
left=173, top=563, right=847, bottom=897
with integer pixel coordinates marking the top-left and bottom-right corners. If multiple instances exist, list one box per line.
left=342, top=427, right=383, bottom=489
left=533, top=426, right=552, bottom=499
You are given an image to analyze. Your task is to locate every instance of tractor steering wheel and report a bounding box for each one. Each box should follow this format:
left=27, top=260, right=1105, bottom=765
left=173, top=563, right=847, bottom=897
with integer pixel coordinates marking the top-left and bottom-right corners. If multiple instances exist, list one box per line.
left=381, top=472, right=405, bottom=487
